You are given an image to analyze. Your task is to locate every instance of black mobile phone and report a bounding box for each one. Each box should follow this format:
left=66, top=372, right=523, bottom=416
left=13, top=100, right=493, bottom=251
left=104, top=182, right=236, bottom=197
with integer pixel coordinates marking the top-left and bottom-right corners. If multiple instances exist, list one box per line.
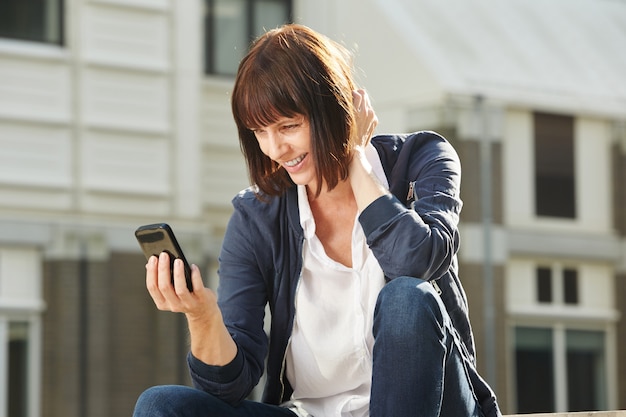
left=134, top=223, right=193, bottom=292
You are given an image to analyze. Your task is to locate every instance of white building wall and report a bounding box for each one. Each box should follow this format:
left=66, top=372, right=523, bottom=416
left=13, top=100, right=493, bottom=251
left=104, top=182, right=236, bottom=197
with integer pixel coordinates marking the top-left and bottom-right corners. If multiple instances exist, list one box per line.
left=503, top=109, right=614, bottom=235
left=200, top=80, right=248, bottom=226
left=0, top=0, right=241, bottom=253
left=575, top=117, right=613, bottom=234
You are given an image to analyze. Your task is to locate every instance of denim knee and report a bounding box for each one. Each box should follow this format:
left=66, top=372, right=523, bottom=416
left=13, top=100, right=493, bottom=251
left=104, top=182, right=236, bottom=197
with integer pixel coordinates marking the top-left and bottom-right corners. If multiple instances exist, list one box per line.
left=133, top=385, right=204, bottom=417
left=133, top=386, right=171, bottom=417
left=373, top=276, right=448, bottom=342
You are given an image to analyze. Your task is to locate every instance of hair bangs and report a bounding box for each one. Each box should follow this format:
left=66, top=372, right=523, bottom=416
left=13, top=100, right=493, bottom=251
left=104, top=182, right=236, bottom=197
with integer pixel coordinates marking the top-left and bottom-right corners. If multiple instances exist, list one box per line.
left=240, top=81, right=301, bottom=130
left=233, top=44, right=308, bottom=132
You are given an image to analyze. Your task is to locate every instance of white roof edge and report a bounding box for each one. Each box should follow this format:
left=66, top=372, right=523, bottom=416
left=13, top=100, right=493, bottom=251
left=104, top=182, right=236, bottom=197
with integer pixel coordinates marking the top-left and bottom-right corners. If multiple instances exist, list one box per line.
left=372, top=0, right=626, bottom=120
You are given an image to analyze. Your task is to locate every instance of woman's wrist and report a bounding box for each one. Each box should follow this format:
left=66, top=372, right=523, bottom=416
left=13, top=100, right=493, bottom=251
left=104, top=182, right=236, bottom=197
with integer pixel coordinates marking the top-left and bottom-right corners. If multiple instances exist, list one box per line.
left=186, top=305, right=238, bottom=366
left=350, top=145, right=373, bottom=176
left=349, top=145, right=387, bottom=211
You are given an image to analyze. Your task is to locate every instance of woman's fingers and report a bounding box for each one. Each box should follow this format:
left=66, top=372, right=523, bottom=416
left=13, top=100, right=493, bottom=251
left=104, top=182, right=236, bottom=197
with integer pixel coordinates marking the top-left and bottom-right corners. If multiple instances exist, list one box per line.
left=352, top=89, right=378, bottom=146
left=172, top=258, right=190, bottom=296
left=146, top=255, right=168, bottom=309
left=146, top=252, right=186, bottom=312
left=353, top=89, right=364, bottom=111
left=157, top=252, right=175, bottom=295
left=189, top=263, right=204, bottom=293
left=146, top=252, right=214, bottom=317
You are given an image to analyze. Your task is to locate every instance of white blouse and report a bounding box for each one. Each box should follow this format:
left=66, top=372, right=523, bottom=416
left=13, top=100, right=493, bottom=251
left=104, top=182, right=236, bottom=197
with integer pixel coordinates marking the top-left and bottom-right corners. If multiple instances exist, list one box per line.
left=284, top=144, right=388, bottom=417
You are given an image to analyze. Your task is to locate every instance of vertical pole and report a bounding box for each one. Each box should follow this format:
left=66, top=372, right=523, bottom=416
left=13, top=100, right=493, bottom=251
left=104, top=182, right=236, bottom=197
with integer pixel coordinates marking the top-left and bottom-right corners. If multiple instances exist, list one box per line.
left=0, top=320, right=7, bottom=417
left=79, top=241, right=88, bottom=417
left=476, top=96, right=496, bottom=386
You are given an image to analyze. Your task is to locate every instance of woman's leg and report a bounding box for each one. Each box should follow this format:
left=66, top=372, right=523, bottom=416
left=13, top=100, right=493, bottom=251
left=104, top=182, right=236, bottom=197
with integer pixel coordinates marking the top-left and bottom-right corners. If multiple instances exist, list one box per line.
left=132, top=385, right=297, bottom=417
left=370, top=277, right=500, bottom=417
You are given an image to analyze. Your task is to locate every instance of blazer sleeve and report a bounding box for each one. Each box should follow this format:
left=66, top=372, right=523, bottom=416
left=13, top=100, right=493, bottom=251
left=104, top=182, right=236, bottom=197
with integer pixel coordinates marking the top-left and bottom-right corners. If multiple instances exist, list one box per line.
left=359, top=132, right=462, bottom=281
left=187, top=194, right=269, bottom=406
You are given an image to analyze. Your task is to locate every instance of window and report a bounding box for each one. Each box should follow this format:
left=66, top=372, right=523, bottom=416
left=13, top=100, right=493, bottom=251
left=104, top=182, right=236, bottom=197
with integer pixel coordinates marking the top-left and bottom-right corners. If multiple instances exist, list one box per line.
left=536, top=266, right=579, bottom=305
left=534, top=112, right=576, bottom=218
left=566, top=330, right=606, bottom=411
left=514, top=327, right=607, bottom=413
left=8, top=322, right=29, bottom=417
left=536, top=267, right=553, bottom=303
left=1, top=319, right=38, bottom=417
left=508, top=259, right=615, bottom=413
left=563, top=268, right=579, bottom=305
left=0, top=248, right=43, bottom=417
left=515, top=327, right=555, bottom=412
left=204, top=0, right=292, bottom=76
left=0, top=0, right=64, bottom=45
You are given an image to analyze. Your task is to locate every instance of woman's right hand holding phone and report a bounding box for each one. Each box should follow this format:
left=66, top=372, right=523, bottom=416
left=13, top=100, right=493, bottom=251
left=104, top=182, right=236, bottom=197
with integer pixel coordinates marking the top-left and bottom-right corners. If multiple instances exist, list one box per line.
left=146, top=252, right=212, bottom=317
left=145, top=252, right=237, bottom=366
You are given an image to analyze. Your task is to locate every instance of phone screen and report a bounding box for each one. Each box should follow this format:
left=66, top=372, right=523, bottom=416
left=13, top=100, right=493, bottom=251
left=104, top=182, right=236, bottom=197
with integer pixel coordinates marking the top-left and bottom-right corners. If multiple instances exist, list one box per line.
left=135, top=223, right=193, bottom=292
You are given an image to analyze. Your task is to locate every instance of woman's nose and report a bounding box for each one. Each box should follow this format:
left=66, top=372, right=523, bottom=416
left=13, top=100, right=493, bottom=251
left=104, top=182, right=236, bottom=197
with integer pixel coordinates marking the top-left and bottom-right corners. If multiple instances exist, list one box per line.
left=266, top=132, right=286, bottom=161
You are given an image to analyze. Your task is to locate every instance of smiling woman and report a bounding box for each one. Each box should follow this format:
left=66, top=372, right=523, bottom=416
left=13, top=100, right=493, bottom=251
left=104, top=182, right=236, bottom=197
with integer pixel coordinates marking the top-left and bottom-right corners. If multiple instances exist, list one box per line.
left=231, top=24, right=357, bottom=198
left=133, top=23, right=502, bottom=417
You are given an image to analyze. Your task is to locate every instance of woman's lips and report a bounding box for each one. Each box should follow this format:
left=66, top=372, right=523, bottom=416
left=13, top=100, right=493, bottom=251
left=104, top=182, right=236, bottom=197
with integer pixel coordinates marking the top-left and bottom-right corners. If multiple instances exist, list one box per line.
left=283, top=153, right=308, bottom=170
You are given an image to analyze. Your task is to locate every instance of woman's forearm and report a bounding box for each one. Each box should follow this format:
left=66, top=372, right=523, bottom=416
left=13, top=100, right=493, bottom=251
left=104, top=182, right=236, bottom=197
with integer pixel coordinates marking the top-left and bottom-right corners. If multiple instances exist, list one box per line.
left=186, top=300, right=238, bottom=366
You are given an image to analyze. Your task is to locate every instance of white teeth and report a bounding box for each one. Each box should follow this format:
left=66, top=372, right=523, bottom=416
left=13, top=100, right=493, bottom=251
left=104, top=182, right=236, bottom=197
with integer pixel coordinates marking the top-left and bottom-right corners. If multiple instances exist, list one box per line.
left=284, top=154, right=306, bottom=167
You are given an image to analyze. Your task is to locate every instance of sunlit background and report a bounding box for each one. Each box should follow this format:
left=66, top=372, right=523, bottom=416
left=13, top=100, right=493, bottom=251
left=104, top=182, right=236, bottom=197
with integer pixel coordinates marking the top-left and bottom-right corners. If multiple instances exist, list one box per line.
left=0, top=1, right=625, bottom=416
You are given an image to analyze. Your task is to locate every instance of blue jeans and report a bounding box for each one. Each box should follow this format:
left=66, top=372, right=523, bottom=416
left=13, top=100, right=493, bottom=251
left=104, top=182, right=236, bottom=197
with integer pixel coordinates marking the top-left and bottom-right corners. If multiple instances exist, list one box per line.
left=133, top=385, right=297, bottom=417
left=133, top=277, right=500, bottom=417
left=370, top=277, right=500, bottom=416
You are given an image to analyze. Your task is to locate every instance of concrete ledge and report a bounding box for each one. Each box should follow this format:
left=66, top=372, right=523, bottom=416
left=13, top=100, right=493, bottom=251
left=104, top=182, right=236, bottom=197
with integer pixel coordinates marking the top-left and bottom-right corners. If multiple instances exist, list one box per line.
left=506, top=412, right=626, bottom=417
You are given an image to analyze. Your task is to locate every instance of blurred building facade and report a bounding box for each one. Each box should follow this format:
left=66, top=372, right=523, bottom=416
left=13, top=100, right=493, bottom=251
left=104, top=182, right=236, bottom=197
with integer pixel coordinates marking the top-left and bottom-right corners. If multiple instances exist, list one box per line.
left=0, top=0, right=624, bottom=416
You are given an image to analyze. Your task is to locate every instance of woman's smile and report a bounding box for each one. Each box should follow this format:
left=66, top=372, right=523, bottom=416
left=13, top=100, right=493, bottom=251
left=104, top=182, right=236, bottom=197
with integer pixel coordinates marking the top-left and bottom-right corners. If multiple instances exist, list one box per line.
left=283, top=153, right=308, bottom=168
left=253, top=116, right=317, bottom=186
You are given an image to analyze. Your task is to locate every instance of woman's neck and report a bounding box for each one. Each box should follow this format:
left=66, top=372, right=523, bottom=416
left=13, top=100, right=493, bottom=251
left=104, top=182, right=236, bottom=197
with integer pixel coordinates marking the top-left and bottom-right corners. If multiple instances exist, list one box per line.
left=306, top=179, right=357, bottom=267
left=306, top=179, right=355, bottom=208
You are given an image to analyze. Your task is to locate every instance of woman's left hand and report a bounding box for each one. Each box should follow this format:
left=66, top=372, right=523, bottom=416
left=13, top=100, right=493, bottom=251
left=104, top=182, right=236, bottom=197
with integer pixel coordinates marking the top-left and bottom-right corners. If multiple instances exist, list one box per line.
left=352, top=89, right=378, bottom=148
left=349, top=89, right=386, bottom=211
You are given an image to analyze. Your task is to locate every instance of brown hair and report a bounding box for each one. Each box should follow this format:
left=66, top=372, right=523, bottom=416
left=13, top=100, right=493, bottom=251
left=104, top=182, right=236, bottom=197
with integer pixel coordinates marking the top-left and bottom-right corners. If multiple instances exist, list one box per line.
left=231, top=24, right=357, bottom=197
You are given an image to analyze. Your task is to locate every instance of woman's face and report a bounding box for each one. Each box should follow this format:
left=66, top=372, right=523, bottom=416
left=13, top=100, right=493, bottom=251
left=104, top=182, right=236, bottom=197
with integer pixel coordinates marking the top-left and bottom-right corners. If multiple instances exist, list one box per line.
left=252, top=115, right=318, bottom=190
